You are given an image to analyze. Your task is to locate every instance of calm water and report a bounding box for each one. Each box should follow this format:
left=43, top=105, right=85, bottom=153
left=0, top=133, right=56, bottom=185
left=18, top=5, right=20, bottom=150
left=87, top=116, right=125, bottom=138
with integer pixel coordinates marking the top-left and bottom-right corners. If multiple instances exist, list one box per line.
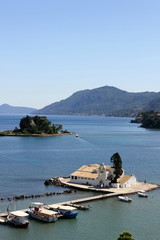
left=0, top=115, right=160, bottom=240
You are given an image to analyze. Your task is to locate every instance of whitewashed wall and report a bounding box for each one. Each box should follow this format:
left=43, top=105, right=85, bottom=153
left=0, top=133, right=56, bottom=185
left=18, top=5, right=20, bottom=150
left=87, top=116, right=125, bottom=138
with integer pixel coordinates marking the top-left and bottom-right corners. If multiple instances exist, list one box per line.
left=120, top=175, right=137, bottom=188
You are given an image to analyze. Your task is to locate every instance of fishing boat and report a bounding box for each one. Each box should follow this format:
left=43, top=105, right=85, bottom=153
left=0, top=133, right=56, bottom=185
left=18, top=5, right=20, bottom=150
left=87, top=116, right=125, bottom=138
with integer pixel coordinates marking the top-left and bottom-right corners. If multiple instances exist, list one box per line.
left=29, top=202, right=58, bottom=223
left=138, top=190, right=148, bottom=198
left=118, top=196, right=132, bottom=202
left=48, top=204, right=78, bottom=218
left=7, top=211, right=29, bottom=228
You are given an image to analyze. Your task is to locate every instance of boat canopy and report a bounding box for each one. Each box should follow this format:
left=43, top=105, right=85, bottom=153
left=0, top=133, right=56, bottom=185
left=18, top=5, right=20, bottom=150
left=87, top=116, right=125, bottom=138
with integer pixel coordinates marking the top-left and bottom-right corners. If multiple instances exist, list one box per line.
left=39, top=209, right=58, bottom=215
left=29, top=202, right=44, bottom=207
left=10, top=211, right=29, bottom=217
left=48, top=204, right=77, bottom=211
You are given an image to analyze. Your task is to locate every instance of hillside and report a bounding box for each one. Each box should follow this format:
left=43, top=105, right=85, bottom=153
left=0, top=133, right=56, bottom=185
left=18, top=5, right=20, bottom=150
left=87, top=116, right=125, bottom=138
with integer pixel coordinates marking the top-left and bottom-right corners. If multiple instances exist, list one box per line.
left=34, top=86, right=160, bottom=117
left=0, top=104, right=37, bottom=114
left=131, top=111, right=160, bottom=129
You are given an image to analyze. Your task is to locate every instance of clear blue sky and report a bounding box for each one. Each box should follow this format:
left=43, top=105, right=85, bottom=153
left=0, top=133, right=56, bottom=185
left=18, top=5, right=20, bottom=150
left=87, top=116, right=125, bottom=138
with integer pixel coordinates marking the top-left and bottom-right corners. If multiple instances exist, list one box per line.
left=0, top=0, right=160, bottom=109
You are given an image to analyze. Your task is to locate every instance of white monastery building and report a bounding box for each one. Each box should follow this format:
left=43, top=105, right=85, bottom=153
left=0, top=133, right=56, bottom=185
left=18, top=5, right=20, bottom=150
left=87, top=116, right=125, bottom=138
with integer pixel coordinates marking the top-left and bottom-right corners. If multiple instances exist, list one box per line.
left=69, top=163, right=137, bottom=188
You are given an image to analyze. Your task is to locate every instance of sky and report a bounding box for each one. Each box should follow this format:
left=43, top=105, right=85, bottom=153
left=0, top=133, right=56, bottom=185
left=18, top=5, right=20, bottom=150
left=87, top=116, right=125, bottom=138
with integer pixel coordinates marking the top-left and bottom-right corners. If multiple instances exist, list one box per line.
left=0, top=0, right=160, bottom=109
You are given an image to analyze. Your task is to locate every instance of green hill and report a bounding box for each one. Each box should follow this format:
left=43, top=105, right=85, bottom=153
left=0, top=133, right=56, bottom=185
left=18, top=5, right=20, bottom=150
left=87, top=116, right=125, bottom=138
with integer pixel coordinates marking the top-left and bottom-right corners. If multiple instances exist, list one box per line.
left=34, top=86, right=160, bottom=117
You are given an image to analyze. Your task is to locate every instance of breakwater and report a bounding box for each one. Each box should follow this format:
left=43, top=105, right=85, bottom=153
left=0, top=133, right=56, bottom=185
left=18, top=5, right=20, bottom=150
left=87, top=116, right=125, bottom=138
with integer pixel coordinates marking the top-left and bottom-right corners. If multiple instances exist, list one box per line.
left=0, top=189, right=76, bottom=202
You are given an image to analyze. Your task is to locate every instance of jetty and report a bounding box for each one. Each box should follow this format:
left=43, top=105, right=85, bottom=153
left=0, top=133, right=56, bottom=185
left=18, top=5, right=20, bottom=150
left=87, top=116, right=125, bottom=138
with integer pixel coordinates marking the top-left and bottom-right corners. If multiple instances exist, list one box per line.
left=0, top=180, right=159, bottom=219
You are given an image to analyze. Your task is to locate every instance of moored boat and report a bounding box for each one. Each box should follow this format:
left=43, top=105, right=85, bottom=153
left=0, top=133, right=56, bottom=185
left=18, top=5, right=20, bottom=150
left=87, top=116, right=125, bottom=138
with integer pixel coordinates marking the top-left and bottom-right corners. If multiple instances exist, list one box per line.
left=29, top=202, right=58, bottom=223
left=48, top=204, right=78, bottom=218
left=138, top=190, right=148, bottom=197
left=0, top=217, right=7, bottom=225
left=118, top=196, right=132, bottom=202
left=7, top=211, right=29, bottom=228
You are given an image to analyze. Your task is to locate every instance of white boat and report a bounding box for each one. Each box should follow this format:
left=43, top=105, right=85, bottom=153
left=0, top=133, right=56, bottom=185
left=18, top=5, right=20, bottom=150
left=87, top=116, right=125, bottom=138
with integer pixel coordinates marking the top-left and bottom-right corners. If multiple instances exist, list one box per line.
left=29, top=202, right=58, bottom=223
left=7, top=211, right=29, bottom=228
left=75, top=134, right=79, bottom=137
left=118, top=196, right=132, bottom=202
left=0, top=217, right=7, bottom=225
left=138, top=190, right=148, bottom=197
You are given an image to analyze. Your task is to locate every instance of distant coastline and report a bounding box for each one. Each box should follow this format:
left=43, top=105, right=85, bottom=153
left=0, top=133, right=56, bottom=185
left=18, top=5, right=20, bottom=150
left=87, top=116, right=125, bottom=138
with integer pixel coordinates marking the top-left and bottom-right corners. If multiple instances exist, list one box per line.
left=0, top=130, right=75, bottom=137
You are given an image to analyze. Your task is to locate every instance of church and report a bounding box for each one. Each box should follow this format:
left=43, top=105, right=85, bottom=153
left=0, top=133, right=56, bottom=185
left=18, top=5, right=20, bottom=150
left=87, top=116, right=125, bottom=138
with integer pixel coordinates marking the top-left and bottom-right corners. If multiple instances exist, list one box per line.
left=69, top=163, right=137, bottom=188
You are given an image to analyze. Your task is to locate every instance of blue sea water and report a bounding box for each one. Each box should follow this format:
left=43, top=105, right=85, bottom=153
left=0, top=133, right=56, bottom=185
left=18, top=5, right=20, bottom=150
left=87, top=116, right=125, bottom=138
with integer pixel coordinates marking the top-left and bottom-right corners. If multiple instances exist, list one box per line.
left=0, top=115, right=160, bottom=240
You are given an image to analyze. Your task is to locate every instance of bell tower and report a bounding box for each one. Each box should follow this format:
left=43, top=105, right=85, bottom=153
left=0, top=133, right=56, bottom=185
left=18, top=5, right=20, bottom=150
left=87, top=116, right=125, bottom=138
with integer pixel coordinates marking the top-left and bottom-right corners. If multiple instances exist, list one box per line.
left=98, top=163, right=107, bottom=187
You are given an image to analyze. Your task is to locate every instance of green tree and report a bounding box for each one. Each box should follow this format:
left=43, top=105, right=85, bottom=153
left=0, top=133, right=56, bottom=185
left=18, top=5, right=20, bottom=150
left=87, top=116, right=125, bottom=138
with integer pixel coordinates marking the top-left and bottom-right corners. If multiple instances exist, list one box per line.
left=110, top=152, right=123, bottom=182
left=20, top=115, right=32, bottom=131
left=117, top=232, right=136, bottom=240
left=18, top=115, right=64, bottom=134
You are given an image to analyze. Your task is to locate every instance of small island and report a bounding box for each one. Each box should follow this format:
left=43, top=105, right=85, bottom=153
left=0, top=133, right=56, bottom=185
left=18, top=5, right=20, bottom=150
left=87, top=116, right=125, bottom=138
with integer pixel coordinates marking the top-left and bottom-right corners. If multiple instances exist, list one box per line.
left=131, top=111, right=160, bottom=129
left=0, top=115, right=72, bottom=136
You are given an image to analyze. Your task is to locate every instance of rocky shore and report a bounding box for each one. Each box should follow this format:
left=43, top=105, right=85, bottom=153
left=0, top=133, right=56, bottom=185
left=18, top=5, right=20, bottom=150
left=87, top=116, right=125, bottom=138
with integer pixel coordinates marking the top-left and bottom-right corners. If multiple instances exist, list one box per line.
left=0, top=131, right=75, bottom=137
left=44, top=177, right=70, bottom=187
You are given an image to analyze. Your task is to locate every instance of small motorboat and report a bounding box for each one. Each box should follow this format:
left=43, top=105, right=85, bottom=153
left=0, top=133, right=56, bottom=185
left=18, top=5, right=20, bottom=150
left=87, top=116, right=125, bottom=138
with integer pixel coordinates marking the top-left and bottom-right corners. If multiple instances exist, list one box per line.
left=7, top=211, right=29, bottom=228
left=0, top=217, right=7, bottom=225
left=28, top=202, right=58, bottom=223
left=48, top=204, right=78, bottom=218
left=75, top=134, right=79, bottom=137
left=138, top=190, right=148, bottom=198
left=118, top=196, right=132, bottom=202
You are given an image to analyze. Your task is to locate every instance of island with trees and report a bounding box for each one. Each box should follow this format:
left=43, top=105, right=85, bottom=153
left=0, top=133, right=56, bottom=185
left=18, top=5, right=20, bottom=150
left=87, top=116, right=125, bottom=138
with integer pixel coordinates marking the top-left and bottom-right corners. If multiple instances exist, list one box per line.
left=117, top=232, right=137, bottom=240
left=0, top=115, right=72, bottom=136
left=131, top=111, right=160, bottom=129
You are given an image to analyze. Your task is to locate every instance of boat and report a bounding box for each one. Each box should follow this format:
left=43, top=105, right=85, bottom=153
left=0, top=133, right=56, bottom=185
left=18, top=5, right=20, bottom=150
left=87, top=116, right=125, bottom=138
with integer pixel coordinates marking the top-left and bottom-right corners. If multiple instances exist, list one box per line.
left=29, top=202, right=58, bottom=223
left=0, top=217, right=7, bottom=225
left=75, top=134, right=79, bottom=137
left=7, top=211, right=29, bottom=228
left=48, top=204, right=78, bottom=218
left=138, top=190, right=148, bottom=198
left=118, top=196, right=132, bottom=202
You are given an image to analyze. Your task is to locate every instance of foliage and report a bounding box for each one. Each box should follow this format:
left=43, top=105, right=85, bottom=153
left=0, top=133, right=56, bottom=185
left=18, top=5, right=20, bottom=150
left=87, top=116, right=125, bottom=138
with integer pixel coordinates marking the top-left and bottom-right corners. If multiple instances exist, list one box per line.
left=117, top=231, right=136, bottom=240
left=110, top=152, right=123, bottom=182
left=13, top=115, right=63, bottom=134
left=131, top=111, right=160, bottom=129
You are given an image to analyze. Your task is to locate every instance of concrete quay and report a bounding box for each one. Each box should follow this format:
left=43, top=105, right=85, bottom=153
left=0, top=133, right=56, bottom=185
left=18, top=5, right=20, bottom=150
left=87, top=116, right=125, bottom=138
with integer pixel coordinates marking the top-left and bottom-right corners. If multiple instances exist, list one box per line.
left=59, top=177, right=159, bottom=194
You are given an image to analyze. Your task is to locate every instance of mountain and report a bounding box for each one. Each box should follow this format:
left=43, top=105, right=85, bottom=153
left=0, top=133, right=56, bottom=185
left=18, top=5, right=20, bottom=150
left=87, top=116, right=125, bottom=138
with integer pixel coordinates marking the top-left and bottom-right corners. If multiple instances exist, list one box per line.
left=34, top=86, right=160, bottom=117
left=0, top=104, right=37, bottom=114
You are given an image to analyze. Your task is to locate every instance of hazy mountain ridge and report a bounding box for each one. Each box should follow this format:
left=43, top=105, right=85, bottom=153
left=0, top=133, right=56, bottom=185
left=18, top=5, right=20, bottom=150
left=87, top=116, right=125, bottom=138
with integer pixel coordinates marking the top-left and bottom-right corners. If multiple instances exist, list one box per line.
left=0, top=104, right=37, bottom=114
left=34, top=86, right=160, bottom=117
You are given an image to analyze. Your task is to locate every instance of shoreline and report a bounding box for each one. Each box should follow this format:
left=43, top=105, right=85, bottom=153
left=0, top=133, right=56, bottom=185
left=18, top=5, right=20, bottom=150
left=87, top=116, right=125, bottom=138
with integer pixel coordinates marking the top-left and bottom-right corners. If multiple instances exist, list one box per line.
left=45, top=177, right=160, bottom=194
left=0, top=131, right=75, bottom=137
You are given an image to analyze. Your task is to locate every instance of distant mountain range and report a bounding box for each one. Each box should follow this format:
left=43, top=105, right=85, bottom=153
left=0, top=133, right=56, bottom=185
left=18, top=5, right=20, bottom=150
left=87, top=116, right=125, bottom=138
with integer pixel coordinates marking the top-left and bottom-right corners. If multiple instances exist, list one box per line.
left=34, top=86, right=160, bottom=117
left=0, top=104, right=36, bottom=114
left=2, top=86, right=160, bottom=116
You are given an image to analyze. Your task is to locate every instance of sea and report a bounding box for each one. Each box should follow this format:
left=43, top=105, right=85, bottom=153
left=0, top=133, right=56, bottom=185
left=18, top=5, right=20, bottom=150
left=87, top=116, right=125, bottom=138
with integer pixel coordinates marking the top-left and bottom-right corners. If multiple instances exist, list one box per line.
left=0, top=115, right=160, bottom=240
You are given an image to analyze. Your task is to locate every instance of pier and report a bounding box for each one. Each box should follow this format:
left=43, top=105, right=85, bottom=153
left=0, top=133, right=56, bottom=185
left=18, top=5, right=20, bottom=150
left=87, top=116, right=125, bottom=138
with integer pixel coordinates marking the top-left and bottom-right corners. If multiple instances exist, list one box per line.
left=0, top=180, right=159, bottom=219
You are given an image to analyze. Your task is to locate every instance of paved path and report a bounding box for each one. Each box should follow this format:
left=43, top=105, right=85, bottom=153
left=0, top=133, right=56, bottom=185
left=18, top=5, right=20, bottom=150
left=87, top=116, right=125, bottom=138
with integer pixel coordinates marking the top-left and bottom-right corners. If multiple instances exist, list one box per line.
left=59, top=178, right=159, bottom=194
